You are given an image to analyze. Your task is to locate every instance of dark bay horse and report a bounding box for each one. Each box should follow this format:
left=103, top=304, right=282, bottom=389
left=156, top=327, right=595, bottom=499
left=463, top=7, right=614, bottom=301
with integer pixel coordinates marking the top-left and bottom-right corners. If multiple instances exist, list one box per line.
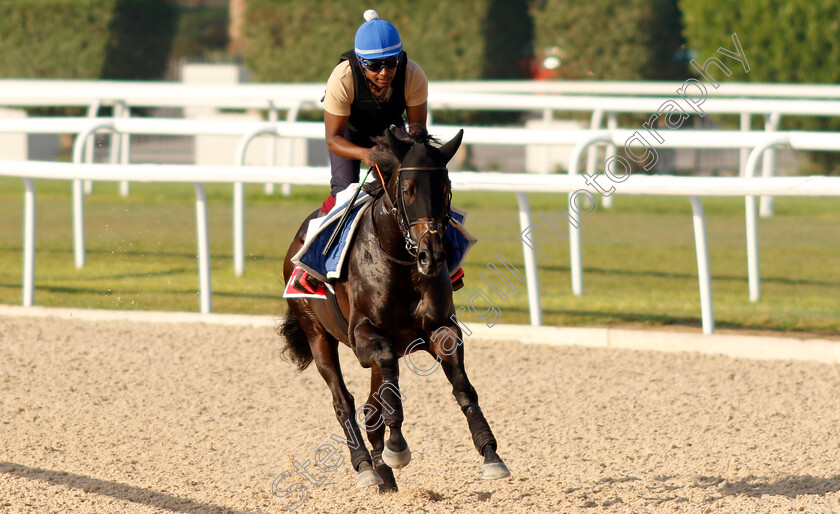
left=278, top=126, right=509, bottom=492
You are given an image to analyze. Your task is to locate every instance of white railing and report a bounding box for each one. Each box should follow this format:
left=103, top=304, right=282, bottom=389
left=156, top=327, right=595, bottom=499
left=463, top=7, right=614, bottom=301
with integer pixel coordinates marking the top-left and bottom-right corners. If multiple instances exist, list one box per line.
left=0, top=118, right=812, bottom=282
left=8, top=79, right=840, bottom=215
left=7, top=78, right=840, bottom=103
left=2, top=80, right=839, bottom=333
left=433, top=80, right=840, bottom=99
left=2, top=116, right=839, bottom=324
left=5, top=81, right=840, bottom=128
left=2, top=148, right=839, bottom=334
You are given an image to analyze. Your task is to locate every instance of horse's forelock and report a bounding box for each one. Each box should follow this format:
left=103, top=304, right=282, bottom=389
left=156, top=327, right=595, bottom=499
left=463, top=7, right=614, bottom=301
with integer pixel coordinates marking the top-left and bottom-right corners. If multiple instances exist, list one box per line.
left=369, top=125, right=440, bottom=174
left=370, top=124, right=446, bottom=186
left=367, top=145, right=399, bottom=174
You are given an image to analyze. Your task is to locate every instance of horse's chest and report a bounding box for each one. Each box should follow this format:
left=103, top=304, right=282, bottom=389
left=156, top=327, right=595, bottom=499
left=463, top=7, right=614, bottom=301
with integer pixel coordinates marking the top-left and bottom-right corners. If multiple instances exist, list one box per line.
left=411, top=294, right=452, bottom=328
left=348, top=284, right=450, bottom=337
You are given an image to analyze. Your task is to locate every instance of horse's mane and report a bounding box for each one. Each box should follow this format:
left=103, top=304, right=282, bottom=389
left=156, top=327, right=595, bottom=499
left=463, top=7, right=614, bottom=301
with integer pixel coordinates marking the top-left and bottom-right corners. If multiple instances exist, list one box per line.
left=368, top=124, right=439, bottom=174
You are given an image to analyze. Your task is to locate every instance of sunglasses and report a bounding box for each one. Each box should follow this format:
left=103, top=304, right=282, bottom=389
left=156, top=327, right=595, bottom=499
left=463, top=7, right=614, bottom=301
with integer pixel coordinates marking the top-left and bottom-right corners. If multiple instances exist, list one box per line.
left=359, top=55, right=400, bottom=73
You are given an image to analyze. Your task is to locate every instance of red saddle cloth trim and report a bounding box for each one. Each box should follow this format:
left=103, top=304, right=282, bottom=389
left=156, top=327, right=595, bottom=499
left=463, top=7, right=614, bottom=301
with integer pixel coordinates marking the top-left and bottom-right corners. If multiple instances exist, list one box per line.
left=285, top=266, right=327, bottom=298
left=451, top=267, right=464, bottom=283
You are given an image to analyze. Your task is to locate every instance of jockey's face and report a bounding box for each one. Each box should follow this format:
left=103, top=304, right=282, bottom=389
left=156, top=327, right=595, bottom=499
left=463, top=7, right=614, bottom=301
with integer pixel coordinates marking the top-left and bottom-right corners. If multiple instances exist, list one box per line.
left=363, top=65, right=396, bottom=91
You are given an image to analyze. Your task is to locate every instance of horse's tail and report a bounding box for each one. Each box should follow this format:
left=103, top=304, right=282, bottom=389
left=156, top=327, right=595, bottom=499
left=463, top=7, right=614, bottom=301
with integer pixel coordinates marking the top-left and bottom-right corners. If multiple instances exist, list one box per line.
left=276, top=310, right=314, bottom=371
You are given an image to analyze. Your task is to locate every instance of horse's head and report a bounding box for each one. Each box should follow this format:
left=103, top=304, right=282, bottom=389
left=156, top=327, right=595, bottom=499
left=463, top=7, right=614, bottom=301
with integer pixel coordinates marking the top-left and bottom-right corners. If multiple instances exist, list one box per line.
left=370, top=125, right=463, bottom=277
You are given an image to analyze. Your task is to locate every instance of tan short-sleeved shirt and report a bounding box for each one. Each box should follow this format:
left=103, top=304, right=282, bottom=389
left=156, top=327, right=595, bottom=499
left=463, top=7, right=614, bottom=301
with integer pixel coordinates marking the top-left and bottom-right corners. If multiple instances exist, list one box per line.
left=322, top=58, right=428, bottom=117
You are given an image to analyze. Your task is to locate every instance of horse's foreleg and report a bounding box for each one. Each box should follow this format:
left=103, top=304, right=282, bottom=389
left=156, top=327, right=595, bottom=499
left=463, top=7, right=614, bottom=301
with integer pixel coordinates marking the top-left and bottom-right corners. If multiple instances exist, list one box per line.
left=431, top=328, right=511, bottom=480
left=364, top=366, right=398, bottom=492
left=352, top=321, right=411, bottom=470
left=309, top=334, right=381, bottom=488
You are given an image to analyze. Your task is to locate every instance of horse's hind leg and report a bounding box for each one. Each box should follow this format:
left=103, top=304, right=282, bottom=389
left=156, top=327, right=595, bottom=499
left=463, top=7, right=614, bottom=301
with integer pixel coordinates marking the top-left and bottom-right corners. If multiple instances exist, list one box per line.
left=309, top=332, right=383, bottom=488
left=363, top=366, right=399, bottom=492
left=431, top=327, right=511, bottom=480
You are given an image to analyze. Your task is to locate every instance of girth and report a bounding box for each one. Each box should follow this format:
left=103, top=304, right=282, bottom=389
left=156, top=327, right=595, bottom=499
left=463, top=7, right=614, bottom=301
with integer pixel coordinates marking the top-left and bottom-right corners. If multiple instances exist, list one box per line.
left=324, top=286, right=349, bottom=335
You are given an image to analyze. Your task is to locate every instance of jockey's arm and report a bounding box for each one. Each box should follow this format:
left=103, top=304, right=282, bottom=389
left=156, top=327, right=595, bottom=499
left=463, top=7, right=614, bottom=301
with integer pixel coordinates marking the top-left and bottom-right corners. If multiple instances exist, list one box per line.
left=325, top=101, right=428, bottom=161
left=324, top=111, right=371, bottom=162
left=406, top=102, right=428, bottom=131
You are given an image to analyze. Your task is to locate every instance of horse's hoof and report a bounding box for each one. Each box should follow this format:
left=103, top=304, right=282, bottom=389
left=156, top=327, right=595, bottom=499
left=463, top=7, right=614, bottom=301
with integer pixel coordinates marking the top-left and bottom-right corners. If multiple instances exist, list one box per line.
left=382, top=446, right=412, bottom=469
left=374, top=462, right=398, bottom=493
left=481, top=461, right=511, bottom=480
left=356, top=467, right=384, bottom=488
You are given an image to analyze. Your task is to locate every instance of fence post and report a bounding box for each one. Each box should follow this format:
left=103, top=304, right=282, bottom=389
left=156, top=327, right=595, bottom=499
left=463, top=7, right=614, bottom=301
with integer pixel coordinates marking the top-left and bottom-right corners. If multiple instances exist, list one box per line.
left=603, top=112, right=618, bottom=209
left=689, top=196, right=714, bottom=334
left=739, top=112, right=750, bottom=176
left=234, top=124, right=280, bottom=276
left=566, top=131, right=612, bottom=296
left=72, top=120, right=115, bottom=269
left=22, top=178, right=36, bottom=307
left=114, top=101, right=132, bottom=197
left=83, top=100, right=101, bottom=195
left=744, top=135, right=789, bottom=302
left=194, top=183, right=212, bottom=314
left=264, top=105, right=278, bottom=194
left=515, top=192, right=542, bottom=326
left=760, top=112, right=781, bottom=217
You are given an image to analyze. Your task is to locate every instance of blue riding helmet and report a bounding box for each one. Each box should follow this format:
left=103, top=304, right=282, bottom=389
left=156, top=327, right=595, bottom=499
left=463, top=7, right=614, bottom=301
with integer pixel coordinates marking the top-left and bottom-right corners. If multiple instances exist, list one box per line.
left=354, top=10, right=402, bottom=60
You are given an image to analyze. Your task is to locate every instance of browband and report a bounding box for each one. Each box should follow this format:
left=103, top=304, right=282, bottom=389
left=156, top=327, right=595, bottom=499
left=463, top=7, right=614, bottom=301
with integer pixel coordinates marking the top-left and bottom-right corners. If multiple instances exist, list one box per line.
left=397, top=166, right=448, bottom=172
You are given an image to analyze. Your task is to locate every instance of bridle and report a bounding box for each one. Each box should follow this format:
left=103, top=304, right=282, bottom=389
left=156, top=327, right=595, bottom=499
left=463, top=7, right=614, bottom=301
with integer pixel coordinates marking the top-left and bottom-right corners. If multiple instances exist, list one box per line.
left=373, top=163, right=452, bottom=261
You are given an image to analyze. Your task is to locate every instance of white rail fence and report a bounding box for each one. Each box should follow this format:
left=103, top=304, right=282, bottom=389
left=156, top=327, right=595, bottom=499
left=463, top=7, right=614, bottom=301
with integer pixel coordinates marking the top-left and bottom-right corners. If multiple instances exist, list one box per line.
left=2, top=81, right=839, bottom=333
left=6, top=79, right=840, bottom=216
left=1, top=118, right=828, bottom=290
left=2, top=130, right=839, bottom=334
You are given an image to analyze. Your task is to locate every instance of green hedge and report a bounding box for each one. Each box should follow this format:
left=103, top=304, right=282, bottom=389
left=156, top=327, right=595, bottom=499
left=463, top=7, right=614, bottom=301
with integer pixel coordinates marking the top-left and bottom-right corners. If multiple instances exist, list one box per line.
left=680, top=0, right=840, bottom=83
left=0, top=0, right=115, bottom=79
left=531, top=0, right=687, bottom=80
left=0, top=0, right=176, bottom=80
left=170, top=5, right=229, bottom=61
left=242, top=0, right=533, bottom=83
left=101, top=0, right=177, bottom=79
left=681, top=0, right=840, bottom=173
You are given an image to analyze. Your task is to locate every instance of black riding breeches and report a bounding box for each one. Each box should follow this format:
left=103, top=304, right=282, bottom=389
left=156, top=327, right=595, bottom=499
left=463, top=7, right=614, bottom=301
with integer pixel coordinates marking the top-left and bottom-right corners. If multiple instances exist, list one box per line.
left=328, top=128, right=366, bottom=197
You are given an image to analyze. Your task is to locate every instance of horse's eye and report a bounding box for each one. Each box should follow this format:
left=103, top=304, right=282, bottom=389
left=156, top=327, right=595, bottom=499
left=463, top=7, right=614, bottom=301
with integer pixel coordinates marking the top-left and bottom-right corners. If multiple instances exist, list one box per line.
left=401, top=179, right=417, bottom=205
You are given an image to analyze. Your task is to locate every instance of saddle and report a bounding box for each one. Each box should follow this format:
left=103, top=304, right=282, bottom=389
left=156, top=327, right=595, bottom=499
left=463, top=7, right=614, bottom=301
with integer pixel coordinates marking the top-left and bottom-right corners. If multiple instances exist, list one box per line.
left=292, top=185, right=377, bottom=283
left=284, top=182, right=476, bottom=305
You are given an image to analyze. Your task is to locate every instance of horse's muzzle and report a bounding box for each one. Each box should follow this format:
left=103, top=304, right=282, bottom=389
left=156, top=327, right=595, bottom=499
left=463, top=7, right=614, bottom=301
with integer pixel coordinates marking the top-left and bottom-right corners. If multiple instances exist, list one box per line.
left=414, top=222, right=446, bottom=277
left=417, top=247, right=445, bottom=277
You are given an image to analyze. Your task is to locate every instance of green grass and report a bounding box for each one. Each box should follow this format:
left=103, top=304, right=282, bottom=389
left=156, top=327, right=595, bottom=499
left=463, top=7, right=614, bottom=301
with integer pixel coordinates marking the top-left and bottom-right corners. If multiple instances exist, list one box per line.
left=1, top=177, right=838, bottom=338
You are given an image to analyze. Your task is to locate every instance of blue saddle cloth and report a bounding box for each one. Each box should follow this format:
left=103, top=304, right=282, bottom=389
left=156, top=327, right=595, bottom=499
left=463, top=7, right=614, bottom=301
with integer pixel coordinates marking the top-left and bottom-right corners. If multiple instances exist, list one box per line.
left=292, top=185, right=476, bottom=282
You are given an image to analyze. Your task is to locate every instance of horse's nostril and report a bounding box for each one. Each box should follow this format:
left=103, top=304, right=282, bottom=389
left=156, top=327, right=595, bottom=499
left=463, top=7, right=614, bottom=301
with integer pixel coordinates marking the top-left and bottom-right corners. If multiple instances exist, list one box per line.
left=418, top=251, right=429, bottom=265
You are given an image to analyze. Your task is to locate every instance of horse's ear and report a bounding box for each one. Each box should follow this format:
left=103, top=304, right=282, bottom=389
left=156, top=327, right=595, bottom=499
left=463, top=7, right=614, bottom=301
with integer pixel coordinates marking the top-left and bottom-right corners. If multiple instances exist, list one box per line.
left=438, top=129, right=464, bottom=165
left=385, top=125, right=412, bottom=162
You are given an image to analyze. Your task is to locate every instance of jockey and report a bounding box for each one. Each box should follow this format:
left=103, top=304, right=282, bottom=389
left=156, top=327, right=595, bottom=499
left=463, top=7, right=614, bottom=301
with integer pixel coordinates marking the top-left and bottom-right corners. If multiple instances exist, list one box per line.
left=290, top=9, right=465, bottom=297
left=322, top=9, right=428, bottom=208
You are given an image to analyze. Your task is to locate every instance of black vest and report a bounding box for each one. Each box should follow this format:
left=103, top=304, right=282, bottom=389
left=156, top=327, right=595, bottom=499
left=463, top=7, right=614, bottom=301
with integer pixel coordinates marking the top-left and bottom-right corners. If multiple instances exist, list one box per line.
left=339, top=49, right=408, bottom=147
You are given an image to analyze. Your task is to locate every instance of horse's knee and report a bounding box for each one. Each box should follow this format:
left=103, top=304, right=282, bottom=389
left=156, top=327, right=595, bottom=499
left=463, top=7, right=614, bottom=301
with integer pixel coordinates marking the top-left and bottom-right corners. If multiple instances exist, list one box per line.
left=374, top=348, right=398, bottom=370
left=355, top=337, right=397, bottom=369
left=352, top=321, right=397, bottom=368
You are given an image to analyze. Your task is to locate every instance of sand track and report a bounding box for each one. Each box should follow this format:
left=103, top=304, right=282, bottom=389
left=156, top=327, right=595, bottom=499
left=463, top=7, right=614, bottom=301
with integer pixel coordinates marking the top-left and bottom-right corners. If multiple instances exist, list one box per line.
left=2, top=315, right=840, bottom=513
